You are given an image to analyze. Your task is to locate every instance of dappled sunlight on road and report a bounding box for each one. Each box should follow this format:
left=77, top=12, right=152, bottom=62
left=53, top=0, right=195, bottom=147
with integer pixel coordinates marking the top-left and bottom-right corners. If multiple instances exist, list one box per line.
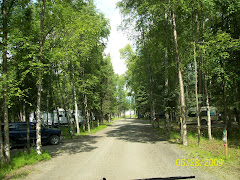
left=106, top=119, right=166, bottom=144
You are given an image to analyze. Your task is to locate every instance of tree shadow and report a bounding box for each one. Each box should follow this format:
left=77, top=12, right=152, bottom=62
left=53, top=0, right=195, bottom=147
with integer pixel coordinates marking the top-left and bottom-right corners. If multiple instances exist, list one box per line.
left=106, top=119, right=166, bottom=144
left=41, top=135, right=102, bottom=157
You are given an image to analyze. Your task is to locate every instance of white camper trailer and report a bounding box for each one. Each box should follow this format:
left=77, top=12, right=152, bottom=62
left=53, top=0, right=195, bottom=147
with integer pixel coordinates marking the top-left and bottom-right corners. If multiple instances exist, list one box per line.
left=187, top=106, right=219, bottom=125
left=29, top=108, right=83, bottom=126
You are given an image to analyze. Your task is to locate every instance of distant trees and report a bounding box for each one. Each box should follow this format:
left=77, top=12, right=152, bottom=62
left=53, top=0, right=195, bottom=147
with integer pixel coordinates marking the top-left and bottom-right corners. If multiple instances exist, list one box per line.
left=118, top=0, right=240, bottom=145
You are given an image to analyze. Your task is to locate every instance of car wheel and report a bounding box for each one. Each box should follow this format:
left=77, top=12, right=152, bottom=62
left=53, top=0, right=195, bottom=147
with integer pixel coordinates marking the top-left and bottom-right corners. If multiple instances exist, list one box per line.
left=50, top=135, right=60, bottom=145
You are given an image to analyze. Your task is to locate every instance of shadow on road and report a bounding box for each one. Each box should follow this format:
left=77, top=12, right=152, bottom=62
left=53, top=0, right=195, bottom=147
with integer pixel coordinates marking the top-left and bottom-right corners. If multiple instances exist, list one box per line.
left=43, top=135, right=102, bottom=157
left=11, top=119, right=166, bottom=157
left=11, top=135, right=103, bottom=158
left=106, top=119, right=165, bottom=144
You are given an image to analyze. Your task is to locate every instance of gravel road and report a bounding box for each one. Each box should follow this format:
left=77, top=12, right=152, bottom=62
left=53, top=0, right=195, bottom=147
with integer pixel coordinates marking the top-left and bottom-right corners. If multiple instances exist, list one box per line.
left=23, top=119, right=220, bottom=180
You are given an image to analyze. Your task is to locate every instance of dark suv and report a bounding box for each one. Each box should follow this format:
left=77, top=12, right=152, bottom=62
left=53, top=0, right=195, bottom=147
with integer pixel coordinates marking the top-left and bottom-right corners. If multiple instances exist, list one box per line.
left=1, top=122, right=63, bottom=148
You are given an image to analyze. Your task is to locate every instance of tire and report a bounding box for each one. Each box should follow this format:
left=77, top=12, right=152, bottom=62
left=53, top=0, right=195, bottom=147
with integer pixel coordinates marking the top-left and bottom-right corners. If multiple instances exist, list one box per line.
left=201, top=119, right=207, bottom=125
left=49, top=135, right=60, bottom=145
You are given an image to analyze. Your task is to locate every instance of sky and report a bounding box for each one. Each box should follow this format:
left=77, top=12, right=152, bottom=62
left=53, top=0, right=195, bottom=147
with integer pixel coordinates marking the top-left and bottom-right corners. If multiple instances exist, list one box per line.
left=94, top=0, right=132, bottom=75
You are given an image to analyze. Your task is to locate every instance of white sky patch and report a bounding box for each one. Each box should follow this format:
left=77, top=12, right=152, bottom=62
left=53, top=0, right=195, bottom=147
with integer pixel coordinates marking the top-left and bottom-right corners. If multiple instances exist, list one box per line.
left=94, top=0, right=132, bottom=75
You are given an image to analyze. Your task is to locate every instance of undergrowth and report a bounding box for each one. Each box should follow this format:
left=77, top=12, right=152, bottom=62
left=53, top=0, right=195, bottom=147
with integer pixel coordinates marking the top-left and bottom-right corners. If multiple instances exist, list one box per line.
left=60, top=120, right=114, bottom=139
left=0, top=149, right=51, bottom=179
left=166, top=125, right=240, bottom=179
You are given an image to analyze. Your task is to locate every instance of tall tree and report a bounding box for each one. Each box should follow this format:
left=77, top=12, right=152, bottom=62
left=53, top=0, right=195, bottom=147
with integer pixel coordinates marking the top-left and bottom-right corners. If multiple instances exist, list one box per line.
left=171, top=3, right=187, bottom=146
left=1, top=0, right=13, bottom=163
left=36, top=0, right=46, bottom=155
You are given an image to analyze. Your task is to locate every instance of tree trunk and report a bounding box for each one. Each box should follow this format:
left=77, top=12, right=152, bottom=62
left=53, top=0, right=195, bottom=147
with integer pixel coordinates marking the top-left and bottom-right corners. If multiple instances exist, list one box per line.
left=51, top=110, right=54, bottom=127
left=57, top=107, right=60, bottom=128
left=170, top=110, right=173, bottom=131
left=19, top=102, right=23, bottom=122
left=36, top=0, right=46, bottom=155
left=100, top=99, right=104, bottom=124
left=81, top=68, right=86, bottom=131
left=164, top=11, right=170, bottom=134
left=91, top=112, right=94, bottom=129
left=61, top=80, right=72, bottom=137
left=46, top=90, right=49, bottom=126
left=68, top=108, right=74, bottom=138
left=2, top=0, right=11, bottom=163
left=108, top=112, right=110, bottom=123
left=194, top=40, right=201, bottom=146
left=36, top=78, right=42, bottom=155
left=171, top=6, right=187, bottom=146
left=97, top=114, right=99, bottom=127
left=0, top=114, right=4, bottom=164
left=72, top=73, right=80, bottom=134
left=205, top=77, right=212, bottom=140
left=223, top=79, right=228, bottom=130
left=84, top=94, right=90, bottom=133
left=201, top=6, right=212, bottom=140
left=81, top=65, right=90, bottom=133
left=193, top=11, right=201, bottom=147
left=151, top=101, right=155, bottom=127
left=26, top=107, right=31, bottom=153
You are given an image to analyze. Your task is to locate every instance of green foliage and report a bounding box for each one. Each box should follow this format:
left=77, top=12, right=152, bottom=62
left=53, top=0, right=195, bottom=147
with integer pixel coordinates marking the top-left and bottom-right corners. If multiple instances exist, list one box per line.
left=0, top=149, right=51, bottom=179
left=168, top=126, right=240, bottom=176
left=117, top=0, right=240, bottom=126
left=0, top=0, right=118, bottom=125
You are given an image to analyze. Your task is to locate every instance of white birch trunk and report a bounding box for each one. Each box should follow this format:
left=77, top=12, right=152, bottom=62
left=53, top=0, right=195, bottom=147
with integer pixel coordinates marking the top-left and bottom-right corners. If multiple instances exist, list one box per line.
left=36, top=80, right=42, bottom=155
left=205, top=81, right=212, bottom=140
left=36, top=0, right=46, bottom=155
left=73, top=77, right=80, bottom=134
left=172, top=6, right=187, bottom=146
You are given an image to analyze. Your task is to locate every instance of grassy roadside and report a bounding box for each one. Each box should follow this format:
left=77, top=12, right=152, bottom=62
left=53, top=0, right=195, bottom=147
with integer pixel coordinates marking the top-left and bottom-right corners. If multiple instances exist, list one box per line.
left=60, top=119, right=118, bottom=139
left=150, top=120, right=240, bottom=179
left=112, top=117, right=125, bottom=120
left=124, top=115, right=137, bottom=118
left=0, top=149, right=51, bottom=179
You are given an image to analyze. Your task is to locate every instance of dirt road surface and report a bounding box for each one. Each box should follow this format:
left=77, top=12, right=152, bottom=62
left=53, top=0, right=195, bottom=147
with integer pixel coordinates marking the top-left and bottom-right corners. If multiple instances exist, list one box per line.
left=23, top=119, right=220, bottom=180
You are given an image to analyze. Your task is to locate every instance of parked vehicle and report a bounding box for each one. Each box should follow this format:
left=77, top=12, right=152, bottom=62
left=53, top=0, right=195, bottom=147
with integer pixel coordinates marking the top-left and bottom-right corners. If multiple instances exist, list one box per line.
left=187, top=106, right=219, bottom=125
left=148, top=111, right=165, bottom=120
left=29, top=109, right=84, bottom=126
left=1, top=122, right=63, bottom=149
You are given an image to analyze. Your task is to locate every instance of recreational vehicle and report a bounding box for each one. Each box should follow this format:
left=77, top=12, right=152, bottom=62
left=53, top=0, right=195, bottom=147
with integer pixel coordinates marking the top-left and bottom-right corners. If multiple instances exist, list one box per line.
left=187, top=106, right=219, bottom=125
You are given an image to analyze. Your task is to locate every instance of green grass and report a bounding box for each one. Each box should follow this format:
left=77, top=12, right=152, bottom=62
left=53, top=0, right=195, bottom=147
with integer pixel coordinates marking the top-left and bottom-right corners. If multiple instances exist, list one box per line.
left=164, top=125, right=240, bottom=178
left=168, top=127, right=240, bottom=159
left=124, top=114, right=137, bottom=118
left=79, top=124, right=107, bottom=135
left=0, top=149, right=51, bottom=179
left=147, top=118, right=240, bottom=177
left=111, top=117, right=124, bottom=120
left=60, top=120, right=114, bottom=139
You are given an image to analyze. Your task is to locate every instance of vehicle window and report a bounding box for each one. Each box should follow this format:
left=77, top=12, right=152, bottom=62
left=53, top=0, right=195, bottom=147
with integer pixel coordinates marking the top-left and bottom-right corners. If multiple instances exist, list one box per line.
left=201, top=111, right=207, bottom=116
left=9, top=124, right=15, bottom=128
left=188, top=112, right=196, bottom=117
left=18, top=124, right=27, bottom=130
left=3, top=124, right=17, bottom=131
left=210, top=110, right=216, bottom=116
